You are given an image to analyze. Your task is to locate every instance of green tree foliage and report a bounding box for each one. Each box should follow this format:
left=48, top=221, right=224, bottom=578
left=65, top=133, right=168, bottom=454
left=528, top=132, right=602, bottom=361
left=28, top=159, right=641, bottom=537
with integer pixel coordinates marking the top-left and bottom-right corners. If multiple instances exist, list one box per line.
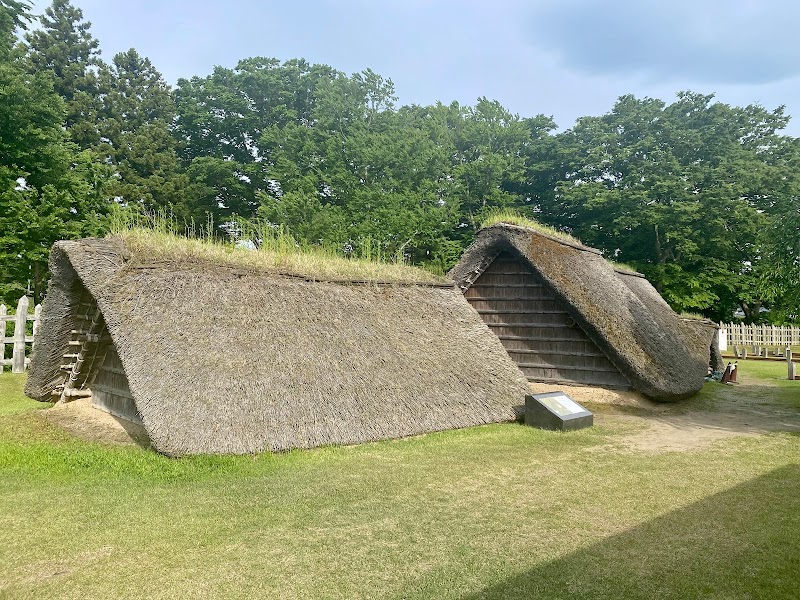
left=258, top=69, right=448, bottom=260
left=97, top=48, right=186, bottom=211
left=174, top=58, right=343, bottom=224
left=755, top=137, right=800, bottom=321
left=175, top=59, right=554, bottom=267
left=435, top=99, right=556, bottom=240
left=547, top=92, right=792, bottom=320
left=0, top=0, right=109, bottom=303
left=0, top=0, right=31, bottom=49
left=24, top=0, right=102, bottom=149
left=759, top=207, right=800, bottom=322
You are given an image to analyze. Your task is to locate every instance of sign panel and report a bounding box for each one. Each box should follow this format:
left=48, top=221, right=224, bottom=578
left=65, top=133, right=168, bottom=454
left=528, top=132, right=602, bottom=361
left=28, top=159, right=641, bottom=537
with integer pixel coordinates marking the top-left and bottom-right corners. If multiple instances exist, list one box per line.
left=538, top=394, right=586, bottom=417
left=525, top=391, right=593, bottom=432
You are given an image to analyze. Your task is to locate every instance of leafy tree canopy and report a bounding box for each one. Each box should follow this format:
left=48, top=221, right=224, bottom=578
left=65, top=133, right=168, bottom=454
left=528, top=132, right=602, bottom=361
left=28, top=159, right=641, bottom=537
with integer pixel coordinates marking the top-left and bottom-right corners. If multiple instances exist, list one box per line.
left=544, top=92, right=794, bottom=320
left=3, top=0, right=799, bottom=322
left=0, top=0, right=109, bottom=303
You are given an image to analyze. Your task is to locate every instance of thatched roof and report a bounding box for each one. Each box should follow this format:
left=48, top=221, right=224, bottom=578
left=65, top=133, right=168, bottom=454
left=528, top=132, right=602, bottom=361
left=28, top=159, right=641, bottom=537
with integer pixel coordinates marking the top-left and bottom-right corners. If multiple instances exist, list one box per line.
left=26, top=237, right=530, bottom=456
left=450, top=224, right=712, bottom=401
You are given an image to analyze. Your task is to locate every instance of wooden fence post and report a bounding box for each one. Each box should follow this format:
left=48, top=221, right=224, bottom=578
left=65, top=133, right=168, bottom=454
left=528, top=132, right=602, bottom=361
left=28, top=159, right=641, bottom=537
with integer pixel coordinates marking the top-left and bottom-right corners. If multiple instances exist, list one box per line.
left=11, top=296, right=29, bottom=373
left=788, top=347, right=796, bottom=381
left=32, top=303, right=42, bottom=351
left=0, top=303, right=6, bottom=368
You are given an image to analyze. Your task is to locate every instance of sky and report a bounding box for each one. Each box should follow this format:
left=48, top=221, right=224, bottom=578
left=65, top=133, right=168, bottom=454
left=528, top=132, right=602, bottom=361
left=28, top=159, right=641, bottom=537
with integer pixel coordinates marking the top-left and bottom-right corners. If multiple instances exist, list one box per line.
left=28, top=0, right=800, bottom=135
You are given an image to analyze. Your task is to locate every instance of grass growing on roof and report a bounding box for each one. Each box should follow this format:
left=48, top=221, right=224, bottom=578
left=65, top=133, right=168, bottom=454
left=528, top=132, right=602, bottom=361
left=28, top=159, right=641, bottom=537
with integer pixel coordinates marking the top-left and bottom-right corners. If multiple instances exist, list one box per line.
left=1, top=361, right=799, bottom=598
left=609, top=260, right=640, bottom=274
left=108, top=214, right=448, bottom=285
left=680, top=311, right=709, bottom=320
left=480, top=209, right=585, bottom=246
left=480, top=210, right=642, bottom=270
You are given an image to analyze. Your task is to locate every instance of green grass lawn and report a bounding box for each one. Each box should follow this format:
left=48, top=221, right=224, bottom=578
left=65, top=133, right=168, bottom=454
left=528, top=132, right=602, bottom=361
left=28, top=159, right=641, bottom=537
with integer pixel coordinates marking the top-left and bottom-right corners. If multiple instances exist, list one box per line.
left=1, top=364, right=798, bottom=599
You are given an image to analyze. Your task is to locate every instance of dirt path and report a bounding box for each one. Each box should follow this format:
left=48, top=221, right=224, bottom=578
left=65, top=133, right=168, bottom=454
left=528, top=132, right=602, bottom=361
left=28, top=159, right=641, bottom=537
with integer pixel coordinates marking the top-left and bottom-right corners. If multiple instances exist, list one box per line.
left=603, top=403, right=800, bottom=452
left=530, top=374, right=800, bottom=452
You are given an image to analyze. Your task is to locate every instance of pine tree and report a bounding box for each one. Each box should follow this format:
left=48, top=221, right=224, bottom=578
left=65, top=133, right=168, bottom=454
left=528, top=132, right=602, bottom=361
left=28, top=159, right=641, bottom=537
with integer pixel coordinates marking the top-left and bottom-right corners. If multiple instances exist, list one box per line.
left=97, top=48, right=186, bottom=210
left=0, top=0, right=110, bottom=302
left=25, top=0, right=102, bottom=149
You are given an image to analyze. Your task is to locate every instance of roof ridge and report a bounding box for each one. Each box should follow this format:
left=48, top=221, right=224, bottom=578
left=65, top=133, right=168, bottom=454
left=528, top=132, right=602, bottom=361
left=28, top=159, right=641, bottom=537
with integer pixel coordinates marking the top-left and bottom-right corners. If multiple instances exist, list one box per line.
left=613, top=267, right=646, bottom=278
left=483, top=223, right=603, bottom=256
left=122, top=258, right=455, bottom=288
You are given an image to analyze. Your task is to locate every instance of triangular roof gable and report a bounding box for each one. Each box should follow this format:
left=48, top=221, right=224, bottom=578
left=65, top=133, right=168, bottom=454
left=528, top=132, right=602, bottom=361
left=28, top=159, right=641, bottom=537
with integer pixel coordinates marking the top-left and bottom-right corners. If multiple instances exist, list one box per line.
left=450, top=224, right=710, bottom=401
left=466, top=250, right=632, bottom=389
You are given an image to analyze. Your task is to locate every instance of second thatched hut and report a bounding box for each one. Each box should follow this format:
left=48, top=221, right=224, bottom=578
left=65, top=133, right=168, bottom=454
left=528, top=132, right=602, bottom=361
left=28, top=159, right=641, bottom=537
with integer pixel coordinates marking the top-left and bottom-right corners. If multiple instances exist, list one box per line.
left=450, top=223, right=717, bottom=401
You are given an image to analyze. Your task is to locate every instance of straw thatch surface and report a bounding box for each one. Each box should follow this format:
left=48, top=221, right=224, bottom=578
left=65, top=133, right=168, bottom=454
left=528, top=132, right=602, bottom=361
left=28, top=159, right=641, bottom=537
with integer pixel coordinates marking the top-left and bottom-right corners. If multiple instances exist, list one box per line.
left=450, top=224, right=711, bottom=401
left=26, top=238, right=530, bottom=456
left=620, top=269, right=723, bottom=372
left=681, top=318, right=724, bottom=372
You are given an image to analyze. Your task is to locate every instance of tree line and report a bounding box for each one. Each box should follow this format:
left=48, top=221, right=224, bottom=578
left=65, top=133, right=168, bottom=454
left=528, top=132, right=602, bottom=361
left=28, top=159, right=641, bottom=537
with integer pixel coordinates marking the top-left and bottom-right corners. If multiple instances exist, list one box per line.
left=1, top=0, right=798, bottom=322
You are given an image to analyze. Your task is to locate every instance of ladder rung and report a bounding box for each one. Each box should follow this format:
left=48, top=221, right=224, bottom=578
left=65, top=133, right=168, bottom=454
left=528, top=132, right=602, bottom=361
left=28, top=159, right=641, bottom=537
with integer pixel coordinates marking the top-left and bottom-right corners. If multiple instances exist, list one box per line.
left=75, top=312, right=102, bottom=322
left=68, top=334, right=108, bottom=344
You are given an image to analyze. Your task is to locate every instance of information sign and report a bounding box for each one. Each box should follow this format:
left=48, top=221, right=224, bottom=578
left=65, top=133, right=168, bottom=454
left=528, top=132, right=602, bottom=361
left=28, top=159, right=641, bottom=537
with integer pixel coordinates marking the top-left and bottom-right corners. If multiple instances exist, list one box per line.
left=525, top=391, right=593, bottom=431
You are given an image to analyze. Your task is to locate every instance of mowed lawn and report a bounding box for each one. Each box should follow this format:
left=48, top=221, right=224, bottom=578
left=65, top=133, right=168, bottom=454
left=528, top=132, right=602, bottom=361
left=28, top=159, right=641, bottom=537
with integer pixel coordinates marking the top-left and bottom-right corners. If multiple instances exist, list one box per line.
left=1, top=363, right=798, bottom=599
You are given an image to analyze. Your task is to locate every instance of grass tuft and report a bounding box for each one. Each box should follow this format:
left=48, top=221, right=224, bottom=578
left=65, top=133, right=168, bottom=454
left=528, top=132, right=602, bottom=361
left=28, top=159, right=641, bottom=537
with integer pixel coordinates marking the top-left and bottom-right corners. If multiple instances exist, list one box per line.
left=680, top=311, right=709, bottom=320
left=480, top=209, right=584, bottom=246
left=609, top=260, right=640, bottom=274
left=108, top=213, right=448, bottom=286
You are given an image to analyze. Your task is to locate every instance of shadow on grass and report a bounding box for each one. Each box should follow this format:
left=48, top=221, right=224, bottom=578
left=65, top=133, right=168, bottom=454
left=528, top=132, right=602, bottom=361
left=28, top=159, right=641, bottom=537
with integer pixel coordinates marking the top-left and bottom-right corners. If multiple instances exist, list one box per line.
left=462, top=464, right=800, bottom=599
left=109, top=413, right=152, bottom=449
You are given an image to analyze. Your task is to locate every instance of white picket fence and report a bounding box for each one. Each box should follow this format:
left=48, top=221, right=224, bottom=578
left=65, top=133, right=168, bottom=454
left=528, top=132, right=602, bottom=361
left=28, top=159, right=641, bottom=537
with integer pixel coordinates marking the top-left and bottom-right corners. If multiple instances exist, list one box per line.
left=719, top=323, right=800, bottom=352
left=1, top=296, right=42, bottom=373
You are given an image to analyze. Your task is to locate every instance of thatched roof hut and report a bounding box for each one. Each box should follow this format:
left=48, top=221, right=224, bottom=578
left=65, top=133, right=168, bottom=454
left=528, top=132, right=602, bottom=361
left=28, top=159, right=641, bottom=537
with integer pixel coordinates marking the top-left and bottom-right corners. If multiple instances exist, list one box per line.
left=450, top=223, right=714, bottom=401
left=26, top=237, right=530, bottom=456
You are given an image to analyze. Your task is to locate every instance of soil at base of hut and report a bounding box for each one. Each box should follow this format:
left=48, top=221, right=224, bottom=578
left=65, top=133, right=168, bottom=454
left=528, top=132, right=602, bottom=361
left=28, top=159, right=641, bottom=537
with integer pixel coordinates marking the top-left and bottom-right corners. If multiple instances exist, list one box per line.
left=38, top=373, right=798, bottom=454
left=528, top=375, right=800, bottom=452
left=39, top=397, right=150, bottom=448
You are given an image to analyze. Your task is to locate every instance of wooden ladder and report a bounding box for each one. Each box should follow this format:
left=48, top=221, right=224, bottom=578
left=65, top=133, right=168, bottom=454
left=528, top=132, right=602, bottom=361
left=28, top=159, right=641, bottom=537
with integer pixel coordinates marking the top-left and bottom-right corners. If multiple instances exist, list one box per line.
left=54, top=292, right=111, bottom=404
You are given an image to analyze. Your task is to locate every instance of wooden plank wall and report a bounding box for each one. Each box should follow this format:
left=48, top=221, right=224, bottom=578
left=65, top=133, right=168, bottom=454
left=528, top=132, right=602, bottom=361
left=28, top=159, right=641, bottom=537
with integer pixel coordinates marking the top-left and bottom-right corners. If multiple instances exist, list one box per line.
left=91, top=345, right=142, bottom=424
left=465, top=252, right=631, bottom=389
